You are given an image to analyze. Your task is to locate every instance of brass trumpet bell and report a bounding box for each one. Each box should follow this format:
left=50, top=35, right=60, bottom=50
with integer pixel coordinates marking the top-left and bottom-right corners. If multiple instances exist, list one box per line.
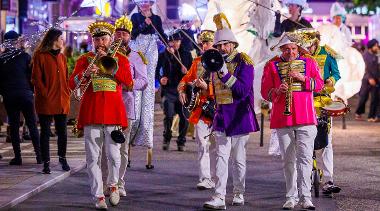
left=96, top=55, right=117, bottom=76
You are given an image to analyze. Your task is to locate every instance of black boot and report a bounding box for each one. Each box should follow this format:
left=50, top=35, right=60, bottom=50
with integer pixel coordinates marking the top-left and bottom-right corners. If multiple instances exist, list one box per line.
left=163, top=117, right=173, bottom=151
left=59, top=157, right=71, bottom=171
left=42, top=161, right=51, bottom=174
left=9, top=157, right=22, bottom=165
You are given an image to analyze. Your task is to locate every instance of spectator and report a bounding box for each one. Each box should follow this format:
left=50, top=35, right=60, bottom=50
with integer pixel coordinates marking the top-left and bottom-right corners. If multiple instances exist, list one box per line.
left=0, top=30, right=41, bottom=165
left=355, top=39, right=380, bottom=122
left=31, top=28, right=71, bottom=174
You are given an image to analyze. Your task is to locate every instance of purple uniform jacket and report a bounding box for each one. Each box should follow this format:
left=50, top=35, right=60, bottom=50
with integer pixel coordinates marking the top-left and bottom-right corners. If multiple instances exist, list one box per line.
left=212, top=53, right=260, bottom=136
left=122, top=50, right=148, bottom=120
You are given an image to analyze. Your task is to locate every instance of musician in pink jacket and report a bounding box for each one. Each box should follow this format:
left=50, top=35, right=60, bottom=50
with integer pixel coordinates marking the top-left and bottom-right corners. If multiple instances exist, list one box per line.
left=261, top=34, right=323, bottom=210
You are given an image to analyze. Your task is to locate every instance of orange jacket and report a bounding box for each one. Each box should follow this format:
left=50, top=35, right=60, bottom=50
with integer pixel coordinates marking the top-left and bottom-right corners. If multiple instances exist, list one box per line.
left=69, top=52, right=133, bottom=129
left=32, top=51, right=70, bottom=115
left=178, top=57, right=214, bottom=125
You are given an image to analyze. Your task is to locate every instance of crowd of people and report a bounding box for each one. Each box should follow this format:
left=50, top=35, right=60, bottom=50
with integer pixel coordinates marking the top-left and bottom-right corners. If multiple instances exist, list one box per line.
left=0, top=0, right=379, bottom=210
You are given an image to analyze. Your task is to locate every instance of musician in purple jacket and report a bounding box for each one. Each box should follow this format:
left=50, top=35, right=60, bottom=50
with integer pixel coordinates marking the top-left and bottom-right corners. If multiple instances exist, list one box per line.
left=203, top=13, right=260, bottom=210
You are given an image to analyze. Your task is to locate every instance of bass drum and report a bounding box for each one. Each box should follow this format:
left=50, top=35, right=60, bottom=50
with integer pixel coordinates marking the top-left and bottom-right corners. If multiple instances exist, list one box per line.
left=314, top=115, right=329, bottom=150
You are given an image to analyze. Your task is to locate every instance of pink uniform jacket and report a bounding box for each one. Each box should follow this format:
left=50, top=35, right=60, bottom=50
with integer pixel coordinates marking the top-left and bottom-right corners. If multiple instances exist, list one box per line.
left=261, top=55, right=324, bottom=129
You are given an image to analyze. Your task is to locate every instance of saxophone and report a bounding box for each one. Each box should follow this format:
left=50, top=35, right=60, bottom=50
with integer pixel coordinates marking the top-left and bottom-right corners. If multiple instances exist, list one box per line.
left=283, top=63, right=293, bottom=116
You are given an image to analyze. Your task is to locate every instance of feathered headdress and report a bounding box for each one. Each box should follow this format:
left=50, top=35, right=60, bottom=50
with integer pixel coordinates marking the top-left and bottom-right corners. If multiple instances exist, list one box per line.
left=212, top=13, right=238, bottom=47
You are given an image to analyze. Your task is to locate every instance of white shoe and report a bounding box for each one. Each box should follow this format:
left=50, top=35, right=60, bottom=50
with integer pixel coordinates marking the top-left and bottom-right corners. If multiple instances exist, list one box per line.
left=197, top=178, right=215, bottom=190
left=108, top=186, right=120, bottom=206
left=300, top=199, right=315, bottom=210
left=232, top=193, right=244, bottom=206
left=282, top=198, right=296, bottom=210
left=95, top=197, right=108, bottom=210
left=203, top=196, right=226, bottom=210
left=119, top=186, right=127, bottom=197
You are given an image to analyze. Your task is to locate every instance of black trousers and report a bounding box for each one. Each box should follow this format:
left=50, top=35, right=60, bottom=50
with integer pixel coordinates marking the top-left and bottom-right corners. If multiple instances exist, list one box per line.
left=355, top=81, right=380, bottom=119
left=162, top=92, right=189, bottom=146
left=3, top=93, right=40, bottom=158
left=38, top=114, right=67, bottom=162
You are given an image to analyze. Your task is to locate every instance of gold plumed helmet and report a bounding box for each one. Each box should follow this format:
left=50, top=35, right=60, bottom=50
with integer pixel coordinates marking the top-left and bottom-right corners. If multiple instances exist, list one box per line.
left=115, top=15, right=133, bottom=33
left=288, top=28, right=320, bottom=48
left=88, top=21, right=115, bottom=37
left=199, top=30, right=215, bottom=42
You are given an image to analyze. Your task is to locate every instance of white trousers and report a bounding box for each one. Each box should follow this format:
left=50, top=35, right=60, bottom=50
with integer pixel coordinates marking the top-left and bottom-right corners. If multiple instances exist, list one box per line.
left=118, top=120, right=134, bottom=187
left=321, top=120, right=334, bottom=183
left=84, top=125, right=121, bottom=198
left=214, top=131, right=250, bottom=199
left=195, top=120, right=216, bottom=182
left=277, top=125, right=317, bottom=201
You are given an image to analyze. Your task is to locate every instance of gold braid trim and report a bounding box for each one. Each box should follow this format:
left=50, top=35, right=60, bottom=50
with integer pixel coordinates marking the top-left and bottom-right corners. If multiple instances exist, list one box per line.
left=240, top=52, right=254, bottom=65
left=325, top=45, right=343, bottom=59
left=137, top=51, right=148, bottom=65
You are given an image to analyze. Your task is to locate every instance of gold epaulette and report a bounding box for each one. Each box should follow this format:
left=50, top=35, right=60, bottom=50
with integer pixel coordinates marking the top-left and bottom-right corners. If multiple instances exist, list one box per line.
left=116, top=51, right=129, bottom=60
left=302, top=53, right=314, bottom=59
left=80, top=52, right=94, bottom=59
left=240, top=52, right=254, bottom=65
left=137, top=51, right=148, bottom=65
left=324, top=45, right=343, bottom=59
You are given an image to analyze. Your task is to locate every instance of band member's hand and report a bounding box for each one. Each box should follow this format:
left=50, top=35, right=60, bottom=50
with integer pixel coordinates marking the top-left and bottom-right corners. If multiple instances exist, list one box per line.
left=181, top=66, right=188, bottom=74
left=218, top=63, right=228, bottom=77
left=86, top=65, right=99, bottom=77
left=195, top=78, right=207, bottom=90
left=277, top=83, right=288, bottom=94
left=325, top=79, right=334, bottom=87
left=160, top=77, right=168, bottom=85
left=179, top=92, right=187, bottom=105
left=145, top=18, right=152, bottom=25
left=369, top=78, right=377, bottom=86
left=289, top=71, right=305, bottom=82
left=97, top=47, right=107, bottom=57
left=167, top=47, right=175, bottom=54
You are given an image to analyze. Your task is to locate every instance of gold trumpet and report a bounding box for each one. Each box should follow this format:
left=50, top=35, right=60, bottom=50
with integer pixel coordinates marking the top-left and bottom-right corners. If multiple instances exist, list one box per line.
left=72, top=39, right=123, bottom=101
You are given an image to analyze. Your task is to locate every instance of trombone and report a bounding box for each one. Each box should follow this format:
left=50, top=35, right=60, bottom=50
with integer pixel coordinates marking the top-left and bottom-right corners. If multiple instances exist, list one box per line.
left=72, top=39, right=123, bottom=101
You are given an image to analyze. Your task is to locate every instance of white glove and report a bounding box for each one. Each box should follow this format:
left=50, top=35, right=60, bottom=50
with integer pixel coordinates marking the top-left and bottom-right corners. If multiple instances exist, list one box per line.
left=218, top=63, right=228, bottom=77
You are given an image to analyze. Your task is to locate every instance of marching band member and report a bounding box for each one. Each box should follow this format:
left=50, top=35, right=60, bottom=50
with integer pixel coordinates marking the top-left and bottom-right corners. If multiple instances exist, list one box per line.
left=114, top=15, right=148, bottom=196
left=178, top=30, right=216, bottom=190
left=261, top=33, right=323, bottom=210
left=129, top=0, right=167, bottom=169
left=158, top=31, right=193, bottom=151
left=203, top=13, right=260, bottom=210
left=302, top=29, right=342, bottom=195
left=69, top=21, right=133, bottom=209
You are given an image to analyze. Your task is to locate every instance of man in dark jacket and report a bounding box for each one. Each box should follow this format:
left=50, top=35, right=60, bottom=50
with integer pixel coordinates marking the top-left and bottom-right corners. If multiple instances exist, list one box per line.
left=0, top=31, right=41, bottom=165
left=156, top=31, right=193, bottom=151
left=355, top=39, right=380, bottom=122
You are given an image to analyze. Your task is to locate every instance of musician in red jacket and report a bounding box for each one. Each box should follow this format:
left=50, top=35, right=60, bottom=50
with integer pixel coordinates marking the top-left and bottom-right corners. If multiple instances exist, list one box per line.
left=178, top=30, right=216, bottom=190
left=69, top=21, right=133, bottom=210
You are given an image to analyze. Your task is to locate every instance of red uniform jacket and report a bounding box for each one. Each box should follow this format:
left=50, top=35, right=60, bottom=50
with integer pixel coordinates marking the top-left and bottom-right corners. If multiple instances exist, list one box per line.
left=178, top=57, right=214, bottom=125
left=69, top=52, right=133, bottom=129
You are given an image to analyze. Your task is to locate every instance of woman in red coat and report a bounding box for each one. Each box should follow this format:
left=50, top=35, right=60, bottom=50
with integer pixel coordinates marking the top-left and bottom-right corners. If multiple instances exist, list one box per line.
left=32, top=28, right=71, bottom=174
